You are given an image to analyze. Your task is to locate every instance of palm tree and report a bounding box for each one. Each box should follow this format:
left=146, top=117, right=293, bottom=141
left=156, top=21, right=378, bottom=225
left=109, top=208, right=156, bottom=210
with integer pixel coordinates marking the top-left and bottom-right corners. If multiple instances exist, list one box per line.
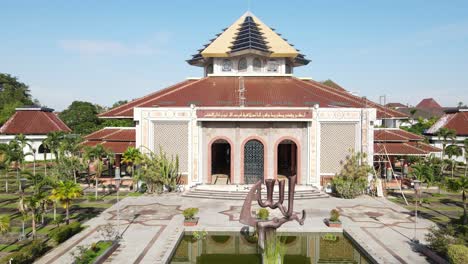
left=437, top=128, right=457, bottom=159
left=446, top=176, right=468, bottom=225
left=18, top=192, right=47, bottom=238
left=122, top=147, right=142, bottom=191
left=59, top=134, right=82, bottom=158
left=94, top=159, right=104, bottom=199
left=446, top=145, right=462, bottom=178
left=43, top=131, right=65, bottom=162
left=49, top=180, right=82, bottom=224
left=0, top=215, right=10, bottom=234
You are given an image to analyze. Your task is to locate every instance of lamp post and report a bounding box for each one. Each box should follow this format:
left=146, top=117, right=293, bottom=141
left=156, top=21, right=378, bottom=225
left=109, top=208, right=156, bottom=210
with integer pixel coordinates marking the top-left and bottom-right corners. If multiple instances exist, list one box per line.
left=412, top=180, right=421, bottom=243
left=114, top=174, right=121, bottom=238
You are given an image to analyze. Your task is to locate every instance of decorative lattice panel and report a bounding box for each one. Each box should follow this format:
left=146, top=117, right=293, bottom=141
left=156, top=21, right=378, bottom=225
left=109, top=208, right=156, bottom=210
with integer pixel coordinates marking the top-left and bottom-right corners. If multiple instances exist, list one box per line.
left=244, top=140, right=264, bottom=184
left=153, top=121, right=189, bottom=172
left=320, top=123, right=357, bottom=174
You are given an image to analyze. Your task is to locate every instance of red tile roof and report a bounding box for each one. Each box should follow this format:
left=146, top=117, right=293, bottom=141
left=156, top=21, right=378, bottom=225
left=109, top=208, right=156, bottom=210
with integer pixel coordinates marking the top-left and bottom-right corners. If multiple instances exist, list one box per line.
left=426, top=110, right=468, bottom=136
left=374, top=128, right=424, bottom=142
left=385, top=102, right=406, bottom=108
left=416, top=98, right=442, bottom=109
left=0, top=108, right=71, bottom=135
left=374, top=128, right=441, bottom=156
left=374, top=142, right=439, bottom=156
left=99, top=76, right=407, bottom=119
left=82, top=127, right=135, bottom=154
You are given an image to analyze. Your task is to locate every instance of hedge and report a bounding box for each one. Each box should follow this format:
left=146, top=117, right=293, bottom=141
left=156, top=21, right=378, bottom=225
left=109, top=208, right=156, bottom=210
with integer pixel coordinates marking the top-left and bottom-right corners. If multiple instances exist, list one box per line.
left=0, top=240, right=50, bottom=264
left=448, top=244, right=468, bottom=264
left=50, top=222, right=83, bottom=244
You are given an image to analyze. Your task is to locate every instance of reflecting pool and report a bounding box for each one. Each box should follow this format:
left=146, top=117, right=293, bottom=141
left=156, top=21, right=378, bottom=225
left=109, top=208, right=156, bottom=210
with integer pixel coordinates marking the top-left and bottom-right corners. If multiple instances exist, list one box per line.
left=169, top=232, right=371, bottom=264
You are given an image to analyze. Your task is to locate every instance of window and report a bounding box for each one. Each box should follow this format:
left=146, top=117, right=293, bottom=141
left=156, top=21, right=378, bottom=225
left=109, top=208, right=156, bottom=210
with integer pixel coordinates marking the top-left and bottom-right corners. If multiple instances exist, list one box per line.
left=206, top=64, right=213, bottom=75
left=253, top=58, right=262, bottom=72
left=285, top=63, right=292, bottom=74
left=238, top=58, right=247, bottom=72
left=38, top=144, right=50, bottom=154
left=267, top=59, right=279, bottom=72
left=222, top=59, right=233, bottom=72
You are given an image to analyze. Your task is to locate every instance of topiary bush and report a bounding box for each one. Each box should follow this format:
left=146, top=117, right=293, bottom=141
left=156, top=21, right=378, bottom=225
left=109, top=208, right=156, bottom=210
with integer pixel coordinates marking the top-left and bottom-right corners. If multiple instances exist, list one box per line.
left=182, top=208, right=199, bottom=220
left=329, top=209, right=340, bottom=222
left=50, top=222, right=83, bottom=244
left=448, top=244, right=468, bottom=264
left=257, top=208, right=269, bottom=220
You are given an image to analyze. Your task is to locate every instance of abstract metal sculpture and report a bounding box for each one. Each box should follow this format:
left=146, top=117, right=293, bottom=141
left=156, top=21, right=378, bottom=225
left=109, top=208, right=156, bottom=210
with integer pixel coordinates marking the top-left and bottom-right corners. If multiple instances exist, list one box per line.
left=239, top=175, right=306, bottom=249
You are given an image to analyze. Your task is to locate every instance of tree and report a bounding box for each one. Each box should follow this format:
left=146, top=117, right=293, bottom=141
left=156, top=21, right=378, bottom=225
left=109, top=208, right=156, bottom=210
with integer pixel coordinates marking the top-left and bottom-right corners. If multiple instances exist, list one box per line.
left=331, top=150, right=372, bottom=199
left=0, top=73, right=36, bottom=125
left=59, top=101, right=101, bottom=135
left=446, top=176, right=468, bottom=225
left=438, top=128, right=457, bottom=159
left=446, top=145, right=462, bottom=178
left=43, top=131, right=65, bottom=162
left=0, top=215, right=10, bottom=234
left=111, top=100, right=128, bottom=109
left=18, top=191, right=48, bottom=238
left=49, top=180, right=82, bottom=225
left=121, top=147, right=142, bottom=190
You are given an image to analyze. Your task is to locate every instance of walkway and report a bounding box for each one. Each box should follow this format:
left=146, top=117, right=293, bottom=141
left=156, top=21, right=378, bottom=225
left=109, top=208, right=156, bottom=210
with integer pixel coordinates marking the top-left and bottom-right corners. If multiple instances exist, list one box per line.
left=36, top=194, right=434, bottom=264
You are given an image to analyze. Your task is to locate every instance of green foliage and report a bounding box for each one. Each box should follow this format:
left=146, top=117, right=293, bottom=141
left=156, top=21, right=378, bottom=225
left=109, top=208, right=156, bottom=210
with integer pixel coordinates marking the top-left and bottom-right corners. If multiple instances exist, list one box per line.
left=52, top=215, right=65, bottom=227
left=329, top=209, right=340, bottom=222
left=446, top=176, right=468, bottom=224
left=0, top=240, right=50, bottom=264
left=448, top=244, right=468, bottom=264
left=0, top=215, right=10, bottom=234
left=49, top=180, right=83, bottom=224
left=331, top=151, right=371, bottom=199
left=264, top=236, right=287, bottom=264
left=139, top=147, right=179, bottom=193
left=72, top=241, right=112, bottom=264
left=426, top=226, right=462, bottom=258
left=322, top=233, right=338, bottom=242
left=257, top=208, right=269, bottom=220
left=182, top=208, right=199, bottom=220
left=59, top=101, right=101, bottom=135
left=101, top=119, right=133, bottom=128
left=192, top=230, right=207, bottom=241
left=50, top=222, right=83, bottom=244
left=401, top=116, right=438, bottom=135
left=0, top=73, right=36, bottom=125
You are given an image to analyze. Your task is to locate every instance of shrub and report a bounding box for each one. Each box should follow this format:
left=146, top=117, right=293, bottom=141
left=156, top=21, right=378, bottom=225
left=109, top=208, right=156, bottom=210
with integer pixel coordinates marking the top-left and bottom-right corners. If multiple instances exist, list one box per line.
left=51, top=215, right=65, bottom=227
left=425, top=226, right=459, bottom=258
left=0, top=240, right=50, bottom=264
left=331, top=151, right=371, bottom=199
left=330, top=209, right=340, bottom=222
left=50, top=222, right=83, bottom=244
left=257, top=208, right=269, bottom=220
left=183, top=208, right=199, bottom=220
left=448, top=244, right=468, bottom=264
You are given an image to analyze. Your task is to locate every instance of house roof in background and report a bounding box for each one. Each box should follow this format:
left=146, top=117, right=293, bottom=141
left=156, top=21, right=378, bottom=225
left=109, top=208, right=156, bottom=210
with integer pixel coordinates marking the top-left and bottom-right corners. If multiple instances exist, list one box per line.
left=385, top=102, right=406, bottom=108
left=0, top=107, right=71, bottom=135
left=396, top=107, right=445, bottom=120
left=416, top=98, right=442, bottom=109
left=99, top=76, right=407, bottom=119
left=426, top=109, right=468, bottom=136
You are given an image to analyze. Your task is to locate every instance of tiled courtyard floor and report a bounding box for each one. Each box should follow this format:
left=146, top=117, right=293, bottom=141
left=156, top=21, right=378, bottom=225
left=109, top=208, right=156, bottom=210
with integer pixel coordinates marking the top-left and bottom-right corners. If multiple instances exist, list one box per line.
left=36, top=193, right=434, bottom=264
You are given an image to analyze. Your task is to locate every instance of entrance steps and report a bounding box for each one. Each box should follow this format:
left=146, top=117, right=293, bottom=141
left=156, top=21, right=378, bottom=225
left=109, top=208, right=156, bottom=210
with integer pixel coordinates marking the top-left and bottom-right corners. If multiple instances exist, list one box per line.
left=182, top=185, right=329, bottom=200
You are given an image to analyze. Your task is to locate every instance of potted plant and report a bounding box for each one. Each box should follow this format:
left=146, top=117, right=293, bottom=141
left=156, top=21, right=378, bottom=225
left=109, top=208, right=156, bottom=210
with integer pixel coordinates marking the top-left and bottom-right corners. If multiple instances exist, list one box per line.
left=257, top=208, right=269, bottom=220
left=325, top=209, right=342, bottom=228
left=183, top=208, right=199, bottom=226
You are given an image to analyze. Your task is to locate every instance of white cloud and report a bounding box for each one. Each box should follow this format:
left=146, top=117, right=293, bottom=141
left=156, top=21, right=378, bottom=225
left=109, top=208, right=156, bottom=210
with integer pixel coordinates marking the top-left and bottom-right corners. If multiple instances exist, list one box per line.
left=58, top=33, right=171, bottom=56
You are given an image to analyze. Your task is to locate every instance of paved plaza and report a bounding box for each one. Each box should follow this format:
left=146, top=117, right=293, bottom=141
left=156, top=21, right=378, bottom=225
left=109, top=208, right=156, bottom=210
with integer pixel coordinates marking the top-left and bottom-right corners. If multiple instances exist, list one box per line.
left=36, top=193, right=434, bottom=264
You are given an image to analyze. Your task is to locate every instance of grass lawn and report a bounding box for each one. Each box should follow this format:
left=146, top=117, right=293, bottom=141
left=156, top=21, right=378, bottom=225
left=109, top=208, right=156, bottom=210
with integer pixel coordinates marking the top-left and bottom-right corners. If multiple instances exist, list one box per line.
left=0, top=244, right=20, bottom=253
left=388, top=190, right=464, bottom=226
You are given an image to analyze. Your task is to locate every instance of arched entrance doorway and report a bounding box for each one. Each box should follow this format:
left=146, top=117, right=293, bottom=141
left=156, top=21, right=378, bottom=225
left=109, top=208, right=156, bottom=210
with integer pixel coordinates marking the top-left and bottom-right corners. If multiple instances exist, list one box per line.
left=244, top=139, right=264, bottom=184
left=277, top=139, right=297, bottom=178
left=211, top=139, right=231, bottom=184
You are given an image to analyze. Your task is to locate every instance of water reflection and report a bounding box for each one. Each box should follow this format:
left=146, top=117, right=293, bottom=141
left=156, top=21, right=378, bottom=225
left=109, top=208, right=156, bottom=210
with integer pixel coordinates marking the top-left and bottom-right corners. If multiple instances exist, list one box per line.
left=170, top=232, right=370, bottom=264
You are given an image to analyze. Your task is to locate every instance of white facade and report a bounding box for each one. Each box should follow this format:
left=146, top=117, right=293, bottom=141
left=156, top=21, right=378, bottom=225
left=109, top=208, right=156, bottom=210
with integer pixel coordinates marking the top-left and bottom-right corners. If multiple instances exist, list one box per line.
left=0, top=135, right=55, bottom=162
left=205, top=56, right=293, bottom=76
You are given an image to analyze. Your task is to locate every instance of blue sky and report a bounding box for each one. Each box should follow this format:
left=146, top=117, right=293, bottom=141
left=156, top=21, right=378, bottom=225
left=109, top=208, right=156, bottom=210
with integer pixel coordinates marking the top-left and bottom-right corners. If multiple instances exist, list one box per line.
left=1, top=0, right=467, bottom=110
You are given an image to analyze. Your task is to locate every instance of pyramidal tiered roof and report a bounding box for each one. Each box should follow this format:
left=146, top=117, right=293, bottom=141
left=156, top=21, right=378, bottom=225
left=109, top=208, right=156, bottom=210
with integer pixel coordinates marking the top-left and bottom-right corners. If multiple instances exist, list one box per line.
left=188, top=12, right=309, bottom=66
